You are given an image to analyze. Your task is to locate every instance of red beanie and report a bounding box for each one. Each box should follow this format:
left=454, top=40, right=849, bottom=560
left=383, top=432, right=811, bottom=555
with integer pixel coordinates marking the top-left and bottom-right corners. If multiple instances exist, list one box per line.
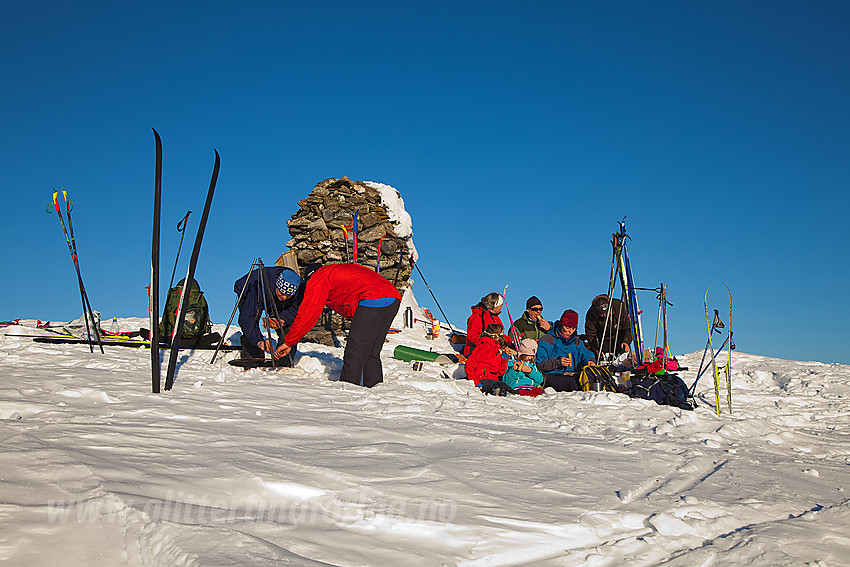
left=559, top=309, right=579, bottom=328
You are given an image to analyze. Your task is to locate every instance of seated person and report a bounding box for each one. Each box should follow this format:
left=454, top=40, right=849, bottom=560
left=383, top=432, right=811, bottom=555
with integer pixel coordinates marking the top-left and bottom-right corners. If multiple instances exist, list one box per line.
left=502, top=338, right=545, bottom=389
left=536, top=309, right=596, bottom=392
left=465, top=323, right=509, bottom=386
left=513, top=296, right=551, bottom=341
left=584, top=294, right=632, bottom=360
left=464, top=292, right=511, bottom=357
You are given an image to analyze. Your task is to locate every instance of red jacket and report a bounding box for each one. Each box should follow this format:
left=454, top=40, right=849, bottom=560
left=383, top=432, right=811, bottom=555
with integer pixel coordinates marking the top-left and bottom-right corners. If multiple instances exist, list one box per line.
left=283, top=264, right=400, bottom=347
left=465, top=336, right=508, bottom=386
left=464, top=305, right=509, bottom=357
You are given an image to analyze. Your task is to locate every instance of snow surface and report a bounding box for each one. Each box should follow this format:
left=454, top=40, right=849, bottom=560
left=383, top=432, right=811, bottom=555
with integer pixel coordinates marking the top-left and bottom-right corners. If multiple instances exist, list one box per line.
left=1, top=294, right=849, bottom=566
left=363, top=181, right=418, bottom=262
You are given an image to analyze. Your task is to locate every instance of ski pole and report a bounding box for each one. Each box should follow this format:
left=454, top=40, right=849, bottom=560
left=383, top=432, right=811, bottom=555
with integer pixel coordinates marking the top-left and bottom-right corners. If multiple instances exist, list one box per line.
left=257, top=259, right=277, bottom=370
left=264, top=264, right=294, bottom=367
left=48, top=190, right=103, bottom=353
left=596, top=249, right=618, bottom=361
left=411, top=259, right=456, bottom=332
left=341, top=224, right=349, bottom=263
left=352, top=209, right=359, bottom=264
left=392, top=247, right=404, bottom=286
left=502, top=284, right=521, bottom=347
left=691, top=334, right=730, bottom=395
left=661, top=284, right=668, bottom=372
left=49, top=190, right=95, bottom=351
left=62, top=189, right=104, bottom=353
left=723, top=284, right=733, bottom=414
left=168, top=210, right=192, bottom=291
left=210, top=258, right=257, bottom=364
left=375, top=235, right=384, bottom=273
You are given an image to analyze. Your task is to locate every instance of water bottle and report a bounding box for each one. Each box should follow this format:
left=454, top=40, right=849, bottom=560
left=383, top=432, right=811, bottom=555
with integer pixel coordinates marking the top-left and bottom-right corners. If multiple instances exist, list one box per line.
left=110, top=317, right=119, bottom=335
left=404, top=306, right=413, bottom=328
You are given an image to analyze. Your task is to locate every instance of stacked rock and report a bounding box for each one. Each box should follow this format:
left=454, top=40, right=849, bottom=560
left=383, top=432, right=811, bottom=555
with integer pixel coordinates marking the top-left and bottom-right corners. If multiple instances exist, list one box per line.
left=283, top=176, right=414, bottom=345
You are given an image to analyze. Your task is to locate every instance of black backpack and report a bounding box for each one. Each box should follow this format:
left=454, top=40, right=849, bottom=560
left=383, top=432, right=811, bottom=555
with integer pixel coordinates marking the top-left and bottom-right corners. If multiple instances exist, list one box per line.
left=627, top=372, right=694, bottom=410
left=160, top=277, right=212, bottom=340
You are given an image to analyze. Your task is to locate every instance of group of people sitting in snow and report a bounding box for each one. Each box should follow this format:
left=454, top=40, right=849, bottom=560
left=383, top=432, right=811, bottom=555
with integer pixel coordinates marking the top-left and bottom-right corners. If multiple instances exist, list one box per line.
left=463, top=292, right=634, bottom=393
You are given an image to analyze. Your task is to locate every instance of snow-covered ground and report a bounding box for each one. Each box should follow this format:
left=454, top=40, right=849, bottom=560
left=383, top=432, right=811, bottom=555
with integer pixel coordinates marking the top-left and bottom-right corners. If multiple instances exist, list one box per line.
left=1, top=294, right=849, bottom=566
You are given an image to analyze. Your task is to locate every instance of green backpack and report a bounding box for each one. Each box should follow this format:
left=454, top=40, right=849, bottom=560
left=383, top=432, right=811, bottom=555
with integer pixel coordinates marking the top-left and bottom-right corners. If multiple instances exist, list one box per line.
left=160, top=277, right=212, bottom=340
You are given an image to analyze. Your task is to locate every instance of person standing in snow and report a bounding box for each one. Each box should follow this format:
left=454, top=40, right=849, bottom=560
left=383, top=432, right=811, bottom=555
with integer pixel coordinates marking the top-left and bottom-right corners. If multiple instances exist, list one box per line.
left=276, top=264, right=401, bottom=387
left=536, top=309, right=596, bottom=392
left=464, top=292, right=512, bottom=357
left=583, top=294, right=632, bottom=360
left=235, top=266, right=303, bottom=366
left=512, top=296, right=551, bottom=341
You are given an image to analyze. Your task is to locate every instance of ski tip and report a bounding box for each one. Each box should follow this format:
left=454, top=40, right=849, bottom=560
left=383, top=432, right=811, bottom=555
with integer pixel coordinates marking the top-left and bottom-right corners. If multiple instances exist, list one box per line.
left=152, top=127, right=161, bottom=141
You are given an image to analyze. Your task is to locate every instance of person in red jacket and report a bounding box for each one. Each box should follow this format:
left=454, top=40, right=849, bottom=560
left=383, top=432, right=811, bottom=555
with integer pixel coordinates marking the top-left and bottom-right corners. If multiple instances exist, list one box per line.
left=276, top=264, right=401, bottom=387
left=465, top=323, right=509, bottom=386
left=464, top=292, right=511, bottom=357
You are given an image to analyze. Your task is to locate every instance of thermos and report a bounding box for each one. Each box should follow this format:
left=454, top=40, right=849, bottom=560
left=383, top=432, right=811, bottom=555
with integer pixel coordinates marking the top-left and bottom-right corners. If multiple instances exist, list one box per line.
left=404, top=306, right=414, bottom=328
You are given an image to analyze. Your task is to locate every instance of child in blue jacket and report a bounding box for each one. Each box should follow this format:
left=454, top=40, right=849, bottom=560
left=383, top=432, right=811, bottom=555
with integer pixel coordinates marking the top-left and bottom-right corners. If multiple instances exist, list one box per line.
left=502, top=338, right=545, bottom=389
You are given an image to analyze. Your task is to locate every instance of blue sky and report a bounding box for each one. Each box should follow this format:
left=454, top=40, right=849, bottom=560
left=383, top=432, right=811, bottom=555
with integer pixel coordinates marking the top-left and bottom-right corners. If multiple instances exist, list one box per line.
left=2, top=1, right=848, bottom=364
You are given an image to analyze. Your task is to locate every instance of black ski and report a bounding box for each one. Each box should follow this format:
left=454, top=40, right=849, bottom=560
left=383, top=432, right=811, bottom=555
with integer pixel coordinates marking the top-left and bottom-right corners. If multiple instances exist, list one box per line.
left=151, top=128, right=163, bottom=393
left=33, top=336, right=239, bottom=351
left=228, top=358, right=279, bottom=369
left=163, top=149, right=220, bottom=390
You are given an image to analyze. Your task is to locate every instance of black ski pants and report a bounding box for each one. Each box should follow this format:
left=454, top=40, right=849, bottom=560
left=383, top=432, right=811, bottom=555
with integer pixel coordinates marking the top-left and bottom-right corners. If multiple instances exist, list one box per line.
left=543, top=372, right=580, bottom=392
left=340, top=298, right=400, bottom=388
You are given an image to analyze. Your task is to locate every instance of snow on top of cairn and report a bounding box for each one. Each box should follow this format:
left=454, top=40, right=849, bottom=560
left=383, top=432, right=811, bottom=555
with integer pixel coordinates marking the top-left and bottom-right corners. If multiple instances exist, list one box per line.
left=364, top=181, right=418, bottom=261
left=364, top=181, right=412, bottom=238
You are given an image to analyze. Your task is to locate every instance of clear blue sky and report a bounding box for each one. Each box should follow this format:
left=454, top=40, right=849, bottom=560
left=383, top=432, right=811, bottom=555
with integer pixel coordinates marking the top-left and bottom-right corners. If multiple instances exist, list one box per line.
left=2, top=1, right=848, bottom=364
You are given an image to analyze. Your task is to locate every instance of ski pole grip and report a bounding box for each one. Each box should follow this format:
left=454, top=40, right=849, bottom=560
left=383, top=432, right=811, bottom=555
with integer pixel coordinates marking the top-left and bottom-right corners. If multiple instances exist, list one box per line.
left=177, top=211, right=192, bottom=231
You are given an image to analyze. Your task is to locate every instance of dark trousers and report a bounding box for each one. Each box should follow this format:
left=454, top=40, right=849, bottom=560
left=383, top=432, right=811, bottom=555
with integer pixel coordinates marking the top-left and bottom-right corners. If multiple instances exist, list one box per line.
left=544, top=372, right=579, bottom=392
left=340, top=299, right=400, bottom=387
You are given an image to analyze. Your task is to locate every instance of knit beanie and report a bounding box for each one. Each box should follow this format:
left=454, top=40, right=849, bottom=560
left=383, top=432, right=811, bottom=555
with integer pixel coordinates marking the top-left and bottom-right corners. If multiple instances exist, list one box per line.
left=526, top=296, right=542, bottom=309
left=518, top=338, right=538, bottom=356
left=276, top=269, right=301, bottom=296
left=559, top=309, right=579, bottom=328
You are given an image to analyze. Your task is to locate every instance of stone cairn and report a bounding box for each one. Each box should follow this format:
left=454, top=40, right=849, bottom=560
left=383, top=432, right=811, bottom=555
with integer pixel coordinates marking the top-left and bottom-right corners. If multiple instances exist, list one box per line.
left=282, top=176, right=414, bottom=345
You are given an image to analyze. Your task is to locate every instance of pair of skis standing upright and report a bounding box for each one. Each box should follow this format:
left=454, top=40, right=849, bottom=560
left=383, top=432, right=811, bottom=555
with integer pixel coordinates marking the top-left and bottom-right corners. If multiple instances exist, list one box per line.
left=150, top=129, right=219, bottom=393
left=700, top=285, right=733, bottom=416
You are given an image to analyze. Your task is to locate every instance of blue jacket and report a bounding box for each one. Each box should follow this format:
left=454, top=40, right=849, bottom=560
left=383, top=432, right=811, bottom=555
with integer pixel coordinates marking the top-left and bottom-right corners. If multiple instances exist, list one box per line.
left=536, top=325, right=595, bottom=375
left=502, top=359, right=545, bottom=388
left=235, top=267, right=303, bottom=348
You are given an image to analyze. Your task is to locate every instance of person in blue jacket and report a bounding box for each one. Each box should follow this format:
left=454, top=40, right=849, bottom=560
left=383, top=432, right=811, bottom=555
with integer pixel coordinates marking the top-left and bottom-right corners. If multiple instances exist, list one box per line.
left=502, top=338, right=545, bottom=389
left=536, top=309, right=596, bottom=391
left=234, top=265, right=303, bottom=366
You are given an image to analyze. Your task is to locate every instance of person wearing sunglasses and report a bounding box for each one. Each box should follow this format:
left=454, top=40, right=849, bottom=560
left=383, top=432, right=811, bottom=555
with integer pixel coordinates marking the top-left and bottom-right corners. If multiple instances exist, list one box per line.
left=512, top=296, right=551, bottom=341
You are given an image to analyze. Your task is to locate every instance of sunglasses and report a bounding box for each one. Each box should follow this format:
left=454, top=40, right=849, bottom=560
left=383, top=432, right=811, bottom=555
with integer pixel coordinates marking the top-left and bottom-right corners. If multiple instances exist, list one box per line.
left=529, top=307, right=543, bottom=312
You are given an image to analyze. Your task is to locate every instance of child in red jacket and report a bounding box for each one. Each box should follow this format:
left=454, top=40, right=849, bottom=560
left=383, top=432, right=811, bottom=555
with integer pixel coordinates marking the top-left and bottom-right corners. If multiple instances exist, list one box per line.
left=465, top=323, right=509, bottom=386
